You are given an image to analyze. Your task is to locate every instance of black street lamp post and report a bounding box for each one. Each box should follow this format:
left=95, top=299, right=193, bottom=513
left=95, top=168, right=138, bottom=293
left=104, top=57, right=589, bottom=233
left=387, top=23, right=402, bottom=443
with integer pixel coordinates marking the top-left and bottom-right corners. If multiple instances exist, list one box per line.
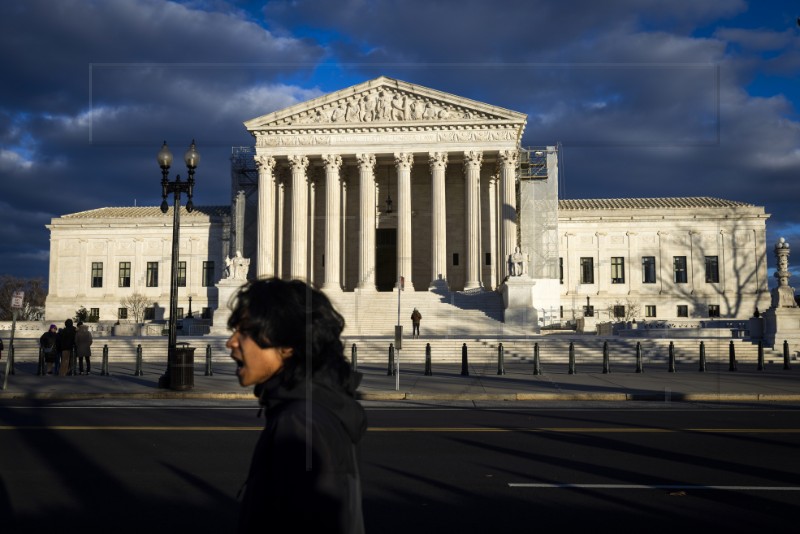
left=156, top=140, right=199, bottom=389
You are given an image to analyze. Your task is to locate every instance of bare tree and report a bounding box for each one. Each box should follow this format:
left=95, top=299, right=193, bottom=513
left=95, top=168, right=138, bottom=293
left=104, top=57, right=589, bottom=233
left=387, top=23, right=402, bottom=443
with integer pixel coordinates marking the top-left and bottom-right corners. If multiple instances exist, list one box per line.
left=120, top=293, right=150, bottom=323
left=608, top=299, right=641, bottom=321
left=0, top=276, right=47, bottom=320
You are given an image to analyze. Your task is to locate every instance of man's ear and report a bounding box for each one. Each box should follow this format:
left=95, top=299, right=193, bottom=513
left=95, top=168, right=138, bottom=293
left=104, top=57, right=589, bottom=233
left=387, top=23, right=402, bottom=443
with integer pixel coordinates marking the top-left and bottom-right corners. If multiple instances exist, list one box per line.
left=278, top=347, right=294, bottom=360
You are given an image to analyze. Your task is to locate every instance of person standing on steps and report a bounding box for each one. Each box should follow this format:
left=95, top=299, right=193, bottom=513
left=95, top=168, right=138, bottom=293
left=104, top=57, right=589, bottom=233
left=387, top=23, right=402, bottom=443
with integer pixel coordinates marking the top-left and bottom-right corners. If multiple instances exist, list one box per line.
left=75, top=321, right=93, bottom=375
left=411, top=307, right=422, bottom=338
left=57, top=319, right=77, bottom=376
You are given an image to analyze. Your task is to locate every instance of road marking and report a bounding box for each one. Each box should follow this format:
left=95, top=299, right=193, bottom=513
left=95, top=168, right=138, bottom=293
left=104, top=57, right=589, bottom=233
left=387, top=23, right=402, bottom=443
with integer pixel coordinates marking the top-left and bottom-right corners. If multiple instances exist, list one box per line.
left=1, top=426, right=799, bottom=433
left=509, top=483, right=800, bottom=491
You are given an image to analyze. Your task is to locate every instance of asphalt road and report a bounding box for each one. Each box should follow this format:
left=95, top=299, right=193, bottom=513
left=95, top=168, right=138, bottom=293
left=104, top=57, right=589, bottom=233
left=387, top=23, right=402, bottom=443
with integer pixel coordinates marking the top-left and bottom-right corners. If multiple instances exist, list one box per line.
left=0, top=401, right=798, bottom=533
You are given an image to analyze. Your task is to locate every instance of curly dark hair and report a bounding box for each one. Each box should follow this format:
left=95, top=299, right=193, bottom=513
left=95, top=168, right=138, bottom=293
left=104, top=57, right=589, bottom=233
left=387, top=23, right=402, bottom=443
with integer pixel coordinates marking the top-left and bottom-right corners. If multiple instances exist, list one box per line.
left=227, top=278, right=355, bottom=392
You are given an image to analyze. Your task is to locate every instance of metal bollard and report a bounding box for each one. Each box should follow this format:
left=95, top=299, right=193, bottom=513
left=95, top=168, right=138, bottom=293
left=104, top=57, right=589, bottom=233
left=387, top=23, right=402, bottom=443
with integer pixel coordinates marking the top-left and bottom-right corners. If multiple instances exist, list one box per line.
left=602, top=340, right=610, bottom=374
left=698, top=341, right=706, bottom=372
left=460, top=343, right=469, bottom=376
left=102, top=345, right=109, bottom=376
left=424, top=343, right=432, bottom=376
left=497, top=343, right=505, bottom=375
left=134, top=344, right=143, bottom=376
left=568, top=341, right=576, bottom=375
left=69, top=347, right=77, bottom=376
left=756, top=340, right=764, bottom=371
left=9, top=342, right=15, bottom=375
left=728, top=340, right=737, bottom=371
left=668, top=341, right=676, bottom=373
left=37, top=347, right=45, bottom=376
left=351, top=343, right=358, bottom=372
left=533, top=342, right=541, bottom=376
left=205, top=344, right=213, bottom=376
left=784, top=340, right=792, bottom=370
left=387, top=343, right=395, bottom=376
left=635, top=341, right=643, bottom=373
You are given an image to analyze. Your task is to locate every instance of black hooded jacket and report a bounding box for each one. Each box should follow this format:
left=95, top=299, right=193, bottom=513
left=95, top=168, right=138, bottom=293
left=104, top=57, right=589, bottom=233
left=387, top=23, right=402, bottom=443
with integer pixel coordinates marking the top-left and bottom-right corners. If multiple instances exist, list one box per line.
left=238, top=368, right=367, bottom=533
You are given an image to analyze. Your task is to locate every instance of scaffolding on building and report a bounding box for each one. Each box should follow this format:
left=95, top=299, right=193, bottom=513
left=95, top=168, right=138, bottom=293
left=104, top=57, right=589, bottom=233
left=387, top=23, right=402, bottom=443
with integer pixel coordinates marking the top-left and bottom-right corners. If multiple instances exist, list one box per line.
left=518, top=145, right=560, bottom=280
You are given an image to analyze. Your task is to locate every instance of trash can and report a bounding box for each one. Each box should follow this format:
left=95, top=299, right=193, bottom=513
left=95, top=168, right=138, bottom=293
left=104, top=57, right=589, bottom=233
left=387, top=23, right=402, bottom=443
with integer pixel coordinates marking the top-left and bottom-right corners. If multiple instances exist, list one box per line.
left=170, top=343, right=195, bottom=391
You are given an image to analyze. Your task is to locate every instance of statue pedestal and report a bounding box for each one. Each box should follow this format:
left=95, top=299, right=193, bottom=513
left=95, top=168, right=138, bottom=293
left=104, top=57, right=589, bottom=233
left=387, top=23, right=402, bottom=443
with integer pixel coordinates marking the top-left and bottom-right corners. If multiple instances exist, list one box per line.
left=763, top=306, right=800, bottom=349
left=501, top=276, right=538, bottom=332
left=210, top=279, right=245, bottom=335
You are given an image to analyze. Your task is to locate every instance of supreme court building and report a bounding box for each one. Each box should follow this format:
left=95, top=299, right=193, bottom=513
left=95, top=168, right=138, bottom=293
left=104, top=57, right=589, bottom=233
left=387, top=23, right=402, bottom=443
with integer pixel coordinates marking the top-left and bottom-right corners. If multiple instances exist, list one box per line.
left=45, top=77, right=771, bottom=332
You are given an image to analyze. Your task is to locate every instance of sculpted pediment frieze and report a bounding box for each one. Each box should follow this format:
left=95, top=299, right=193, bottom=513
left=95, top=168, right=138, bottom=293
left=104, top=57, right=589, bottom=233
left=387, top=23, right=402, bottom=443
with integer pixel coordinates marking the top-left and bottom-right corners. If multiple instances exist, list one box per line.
left=245, top=76, right=526, bottom=132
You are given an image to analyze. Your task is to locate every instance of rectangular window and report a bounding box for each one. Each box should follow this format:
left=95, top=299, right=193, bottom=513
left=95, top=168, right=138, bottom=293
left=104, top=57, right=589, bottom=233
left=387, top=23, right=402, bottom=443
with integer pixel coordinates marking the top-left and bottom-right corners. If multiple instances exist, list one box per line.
left=559, top=257, right=564, bottom=284
left=677, top=305, right=688, bottom=317
left=645, top=305, right=656, bottom=318
left=91, top=262, right=103, bottom=288
left=673, top=256, right=687, bottom=284
left=201, top=307, right=212, bottom=320
left=118, top=307, right=128, bottom=320
left=708, top=304, right=720, bottom=318
left=176, top=308, right=184, bottom=320
left=485, top=252, right=491, bottom=266
left=118, top=262, right=131, bottom=288
left=453, top=253, right=459, bottom=266
left=89, top=308, right=100, bottom=319
left=583, top=305, right=594, bottom=317
left=144, top=307, right=155, bottom=320
left=705, top=256, right=719, bottom=283
left=611, top=257, right=625, bottom=284
left=642, top=256, right=656, bottom=284
left=613, top=305, right=625, bottom=318
left=203, top=261, right=215, bottom=287
left=146, top=262, right=159, bottom=287
left=580, top=257, right=594, bottom=284
left=559, top=305, right=563, bottom=319
left=177, top=261, right=187, bottom=288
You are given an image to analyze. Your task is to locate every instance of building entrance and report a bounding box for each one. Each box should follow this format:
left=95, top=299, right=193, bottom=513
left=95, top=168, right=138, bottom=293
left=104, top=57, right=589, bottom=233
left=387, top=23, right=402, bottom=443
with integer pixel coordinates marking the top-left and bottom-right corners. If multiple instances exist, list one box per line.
left=375, top=228, right=397, bottom=291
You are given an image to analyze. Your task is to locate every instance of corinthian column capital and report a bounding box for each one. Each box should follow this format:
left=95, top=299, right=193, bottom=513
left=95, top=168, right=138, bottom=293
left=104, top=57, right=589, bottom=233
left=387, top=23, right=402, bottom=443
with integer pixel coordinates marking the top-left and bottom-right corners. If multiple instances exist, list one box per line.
left=394, top=152, right=414, bottom=170
left=287, top=154, right=309, bottom=172
left=498, top=149, right=519, bottom=166
left=322, top=153, right=343, bottom=171
left=356, top=153, right=376, bottom=171
left=255, top=155, right=276, bottom=172
left=428, top=151, right=448, bottom=170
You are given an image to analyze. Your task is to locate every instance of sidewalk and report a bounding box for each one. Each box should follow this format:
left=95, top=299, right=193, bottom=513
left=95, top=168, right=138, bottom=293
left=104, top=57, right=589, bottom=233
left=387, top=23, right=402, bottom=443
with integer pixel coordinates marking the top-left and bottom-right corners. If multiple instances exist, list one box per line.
left=2, top=360, right=800, bottom=402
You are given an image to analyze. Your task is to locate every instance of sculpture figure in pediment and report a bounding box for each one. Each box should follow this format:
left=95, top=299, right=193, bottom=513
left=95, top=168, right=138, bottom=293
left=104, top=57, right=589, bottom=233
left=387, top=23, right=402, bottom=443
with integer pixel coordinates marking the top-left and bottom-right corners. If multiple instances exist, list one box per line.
left=361, top=92, right=377, bottom=121
left=330, top=102, right=345, bottom=122
left=410, top=99, right=424, bottom=120
left=376, top=90, right=389, bottom=120
left=345, top=99, right=360, bottom=122
left=423, top=102, right=437, bottom=119
left=391, top=93, right=406, bottom=121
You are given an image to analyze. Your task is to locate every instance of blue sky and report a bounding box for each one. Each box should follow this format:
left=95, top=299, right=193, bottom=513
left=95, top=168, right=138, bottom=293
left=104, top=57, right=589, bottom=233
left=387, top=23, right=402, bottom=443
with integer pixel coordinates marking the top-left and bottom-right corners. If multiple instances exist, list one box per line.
left=1, top=0, right=799, bottom=285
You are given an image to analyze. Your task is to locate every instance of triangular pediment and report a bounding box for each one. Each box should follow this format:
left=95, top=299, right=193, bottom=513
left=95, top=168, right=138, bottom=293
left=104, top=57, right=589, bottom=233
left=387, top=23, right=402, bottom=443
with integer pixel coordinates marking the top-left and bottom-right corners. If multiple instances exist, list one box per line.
left=244, top=76, right=527, bottom=131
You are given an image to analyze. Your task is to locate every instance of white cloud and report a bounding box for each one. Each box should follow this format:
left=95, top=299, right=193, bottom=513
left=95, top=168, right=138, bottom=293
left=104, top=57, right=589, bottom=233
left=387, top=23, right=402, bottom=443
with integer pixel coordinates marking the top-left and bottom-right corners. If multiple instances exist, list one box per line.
left=0, top=148, right=34, bottom=171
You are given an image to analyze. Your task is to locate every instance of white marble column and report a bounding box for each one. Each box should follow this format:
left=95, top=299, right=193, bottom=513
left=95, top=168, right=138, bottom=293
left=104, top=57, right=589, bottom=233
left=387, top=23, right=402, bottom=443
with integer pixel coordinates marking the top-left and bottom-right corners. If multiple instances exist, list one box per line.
left=308, top=175, right=317, bottom=284
left=322, top=154, right=343, bottom=292
left=255, top=155, right=276, bottom=279
left=488, top=172, right=499, bottom=290
left=288, top=155, right=309, bottom=281
left=341, top=176, right=348, bottom=290
left=464, top=150, right=483, bottom=290
left=357, top=153, right=377, bottom=290
left=395, top=152, right=414, bottom=291
left=429, top=152, right=448, bottom=289
left=498, top=150, right=518, bottom=282
left=276, top=177, right=285, bottom=279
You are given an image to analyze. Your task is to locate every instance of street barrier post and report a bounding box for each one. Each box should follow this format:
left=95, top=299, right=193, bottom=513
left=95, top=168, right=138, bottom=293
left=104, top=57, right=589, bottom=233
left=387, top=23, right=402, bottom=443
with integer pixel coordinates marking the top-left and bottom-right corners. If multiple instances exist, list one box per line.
left=699, top=341, right=706, bottom=372
left=388, top=343, right=395, bottom=376
left=533, top=342, right=541, bottom=376
left=668, top=341, right=676, bottom=373
left=602, top=340, right=610, bottom=374
left=635, top=341, right=643, bottom=373
left=497, top=343, right=505, bottom=375
left=102, top=344, right=109, bottom=376
left=205, top=344, right=213, bottom=376
left=460, top=343, right=469, bottom=376
left=757, top=340, right=764, bottom=371
left=351, top=343, right=358, bottom=372
left=37, top=347, right=45, bottom=376
left=784, top=340, right=792, bottom=370
left=424, top=343, right=432, bottom=376
left=69, top=346, right=77, bottom=376
left=135, top=344, right=143, bottom=376
left=728, top=340, right=737, bottom=371
left=568, top=341, right=576, bottom=375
